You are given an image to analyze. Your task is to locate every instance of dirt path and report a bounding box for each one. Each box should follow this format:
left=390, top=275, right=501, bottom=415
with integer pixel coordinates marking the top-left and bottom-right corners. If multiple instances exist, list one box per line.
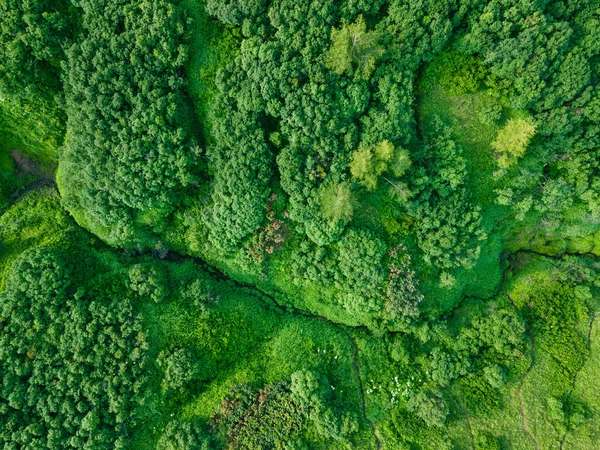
left=506, top=291, right=539, bottom=450
left=559, top=314, right=597, bottom=449
left=348, top=334, right=383, bottom=450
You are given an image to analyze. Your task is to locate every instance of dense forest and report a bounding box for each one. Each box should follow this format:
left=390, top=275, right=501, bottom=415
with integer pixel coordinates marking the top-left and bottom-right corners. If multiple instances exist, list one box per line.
left=1, top=0, right=599, bottom=448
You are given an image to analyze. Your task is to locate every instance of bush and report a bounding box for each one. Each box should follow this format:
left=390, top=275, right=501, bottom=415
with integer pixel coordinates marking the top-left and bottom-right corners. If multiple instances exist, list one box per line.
left=406, top=389, right=449, bottom=428
left=157, top=421, right=211, bottom=450
left=159, top=348, right=206, bottom=392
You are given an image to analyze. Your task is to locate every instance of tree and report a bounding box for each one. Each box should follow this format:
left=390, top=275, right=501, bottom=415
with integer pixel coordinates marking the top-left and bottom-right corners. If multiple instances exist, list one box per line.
left=290, top=370, right=323, bottom=408
left=326, top=15, right=383, bottom=77
left=158, top=348, right=210, bottom=393
left=0, top=247, right=150, bottom=448
left=60, top=0, right=198, bottom=246
left=409, top=120, right=485, bottom=269
left=128, top=264, right=168, bottom=303
left=335, top=228, right=386, bottom=297
left=320, top=182, right=355, bottom=223
left=205, top=0, right=266, bottom=25
left=350, top=140, right=410, bottom=191
left=384, top=244, right=423, bottom=321
left=491, top=118, right=537, bottom=169
left=157, top=421, right=210, bottom=450
left=0, top=0, right=75, bottom=102
left=483, top=365, right=506, bottom=388
left=407, top=389, right=449, bottom=427
left=350, top=140, right=389, bottom=190
left=213, top=382, right=307, bottom=448
left=429, top=348, right=458, bottom=387
left=389, top=146, right=412, bottom=177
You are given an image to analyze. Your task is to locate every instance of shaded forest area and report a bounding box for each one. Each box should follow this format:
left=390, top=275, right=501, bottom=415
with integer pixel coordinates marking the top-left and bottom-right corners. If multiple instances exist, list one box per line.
left=1, top=0, right=600, bottom=448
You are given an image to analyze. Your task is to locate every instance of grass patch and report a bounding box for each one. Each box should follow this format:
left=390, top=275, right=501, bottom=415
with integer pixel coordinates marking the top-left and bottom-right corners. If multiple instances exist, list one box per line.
left=180, top=0, right=239, bottom=139
left=0, top=97, right=62, bottom=168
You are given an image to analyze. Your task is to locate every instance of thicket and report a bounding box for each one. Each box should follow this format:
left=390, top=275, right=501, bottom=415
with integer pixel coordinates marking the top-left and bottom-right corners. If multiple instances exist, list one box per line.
left=460, top=0, right=600, bottom=223
left=59, top=0, right=199, bottom=246
left=202, top=0, right=455, bottom=251
left=0, top=247, right=150, bottom=448
left=409, top=119, right=485, bottom=270
left=0, top=0, right=74, bottom=101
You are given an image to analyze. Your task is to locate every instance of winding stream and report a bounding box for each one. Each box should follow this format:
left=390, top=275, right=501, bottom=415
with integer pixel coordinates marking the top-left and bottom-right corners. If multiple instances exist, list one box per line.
left=3, top=179, right=599, bottom=450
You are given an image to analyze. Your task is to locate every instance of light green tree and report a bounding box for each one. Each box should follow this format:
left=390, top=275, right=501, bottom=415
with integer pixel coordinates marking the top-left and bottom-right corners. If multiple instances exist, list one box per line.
left=491, top=117, right=537, bottom=168
left=320, top=182, right=354, bottom=223
left=326, top=15, right=383, bottom=77
left=350, top=140, right=411, bottom=191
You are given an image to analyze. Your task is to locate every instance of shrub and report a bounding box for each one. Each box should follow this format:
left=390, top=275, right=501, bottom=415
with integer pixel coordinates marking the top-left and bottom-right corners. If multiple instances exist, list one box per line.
left=491, top=117, right=537, bottom=169
left=406, top=389, right=449, bottom=427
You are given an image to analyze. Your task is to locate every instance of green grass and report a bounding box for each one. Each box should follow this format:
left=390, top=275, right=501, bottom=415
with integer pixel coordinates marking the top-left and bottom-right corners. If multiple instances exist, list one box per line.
left=180, top=0, right=239, bottom=139
left=503, top=254, right=599, bottom=449
left=562, top=316, right=600, bottom=448
left=0, top=96, right=63, bottom=208
left=0, top=97, right=62, bottom=169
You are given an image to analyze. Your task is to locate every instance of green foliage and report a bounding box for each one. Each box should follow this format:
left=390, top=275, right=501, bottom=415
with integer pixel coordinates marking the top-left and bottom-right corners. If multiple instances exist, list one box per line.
left=461, top=0, right=600, bottom=224
left=483, top=364, right=506, bottom=389
left=290, top=369, right=323, bottom=408
left=475, top=431, right=501, bottom=450
left=129, top=264, right=168, bottom=303
left=201, top=0, right=451, bottom=253
left=334, top=228, right=387, bottom=311
left=350, top=140, right=404, bottom=191
left=389, top=146, right=412, bottom=178
left=326, top=15, right=383, bottom=78
left=212, top=382, right=306, bottom=448
left=428, top=50, right=486, bottom=96
left=389, top=408, right=453, bottom=449
left=183, top=0, right=239, bottom=138
left=158, top=347, right=211, bottom=393
left=384, top=244, right=423, bottom=322
left=157, top=421, right=210, bottom=450
left=205, top=0, right=266, bottom=26
left=0, top=247, right=150, bottom=448
left=0, top=0, right=75, bottom=103
left=320, top=182, right=355, bottom=223
left=410, top=119, right=486, bottom=269
left=60, top=0, right=198, bottom=246
left=2, top=1, right=600, bottom=449
left=492, top=117, right=537, bottom=169
left=406, top=389, right=448, bottom=427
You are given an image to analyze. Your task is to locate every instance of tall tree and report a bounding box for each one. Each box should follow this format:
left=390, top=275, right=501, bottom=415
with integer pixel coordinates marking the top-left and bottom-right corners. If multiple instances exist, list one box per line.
left=326, top=15, right=383, bottom=77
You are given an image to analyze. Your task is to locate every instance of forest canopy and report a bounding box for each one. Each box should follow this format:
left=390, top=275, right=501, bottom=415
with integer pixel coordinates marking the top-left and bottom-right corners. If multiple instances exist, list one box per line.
left=1, top=0, right=600, bottom=448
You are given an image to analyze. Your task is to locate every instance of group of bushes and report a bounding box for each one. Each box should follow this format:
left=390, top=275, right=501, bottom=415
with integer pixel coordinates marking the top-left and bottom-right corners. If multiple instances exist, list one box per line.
left=59, top=0, right=200, bottom=246
left=0, top=247, right=151, bottom=448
